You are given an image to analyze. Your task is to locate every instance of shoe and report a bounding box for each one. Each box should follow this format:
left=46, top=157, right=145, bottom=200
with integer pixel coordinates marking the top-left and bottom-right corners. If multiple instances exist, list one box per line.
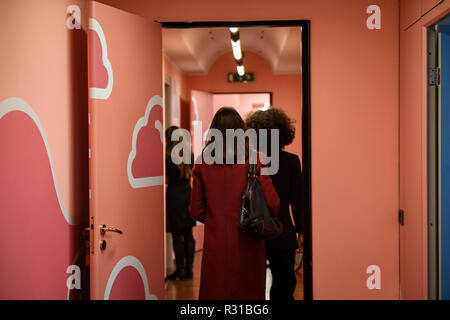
left=166, top=267, right=186, bottom=280
left=185, top=265, right=193, bottom=279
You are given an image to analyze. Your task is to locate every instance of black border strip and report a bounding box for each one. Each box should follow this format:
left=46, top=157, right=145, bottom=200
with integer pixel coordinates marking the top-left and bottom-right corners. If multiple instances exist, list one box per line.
left=161, top=20, right=310, bottom=28
left=161, top=20, right=313, bottom=300
left=301, top=20, right=312, bottom=301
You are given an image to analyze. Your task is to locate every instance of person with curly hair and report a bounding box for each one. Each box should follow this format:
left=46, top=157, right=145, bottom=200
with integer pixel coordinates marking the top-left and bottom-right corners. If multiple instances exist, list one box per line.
left=246, top=107, right=306, bottom=300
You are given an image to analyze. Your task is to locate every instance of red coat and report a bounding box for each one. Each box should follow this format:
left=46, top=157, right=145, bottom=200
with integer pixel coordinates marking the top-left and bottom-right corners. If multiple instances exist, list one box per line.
left=189, top=159, right=280, bottom=300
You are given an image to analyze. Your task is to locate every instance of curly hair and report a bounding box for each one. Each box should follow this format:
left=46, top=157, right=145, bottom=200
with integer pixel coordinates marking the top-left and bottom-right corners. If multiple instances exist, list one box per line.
left=245, top=107, right=296, bottom=149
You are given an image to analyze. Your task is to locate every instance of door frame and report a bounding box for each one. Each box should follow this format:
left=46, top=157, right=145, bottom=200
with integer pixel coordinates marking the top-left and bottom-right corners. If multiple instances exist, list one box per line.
left=427, top=14, right=450, bottom=300
left=427, top=24, right=440, bottom=301
left=161, top=20, right=312, bottom=300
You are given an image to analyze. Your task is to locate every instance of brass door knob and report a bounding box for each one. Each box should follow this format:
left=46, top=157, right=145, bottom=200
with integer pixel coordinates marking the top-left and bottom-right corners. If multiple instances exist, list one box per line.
left=100, top=224, right=123, bottom=236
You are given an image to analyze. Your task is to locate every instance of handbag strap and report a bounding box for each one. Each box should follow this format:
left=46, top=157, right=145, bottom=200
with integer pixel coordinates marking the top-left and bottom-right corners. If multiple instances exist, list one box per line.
left=248, top=163, right=258, bottom=180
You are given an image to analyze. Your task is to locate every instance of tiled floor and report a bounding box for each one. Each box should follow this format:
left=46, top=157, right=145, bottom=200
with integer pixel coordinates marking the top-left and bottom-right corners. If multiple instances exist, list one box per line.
left=165, top=250, right=304, bottom=300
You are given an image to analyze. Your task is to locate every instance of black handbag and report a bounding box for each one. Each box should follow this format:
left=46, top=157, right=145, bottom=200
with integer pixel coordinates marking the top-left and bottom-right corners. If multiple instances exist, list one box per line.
left=238, top=163, right=283, bottom=240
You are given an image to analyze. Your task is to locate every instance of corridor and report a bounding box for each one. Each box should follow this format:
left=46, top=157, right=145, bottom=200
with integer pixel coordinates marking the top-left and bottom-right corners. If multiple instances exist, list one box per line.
left=165, top=251, right=304, bottom=300
left=1, top=0, right=449, bottom=301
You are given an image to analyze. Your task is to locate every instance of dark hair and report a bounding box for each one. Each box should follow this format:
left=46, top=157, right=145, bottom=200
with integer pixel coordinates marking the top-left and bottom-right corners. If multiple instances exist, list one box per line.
left=165, top=125, right=179, bottom=151
left=166, top=125, right=192, bottom=179
left=203, top=107, right=248, bottom=163
left=245, top=107, right=295, bottom=150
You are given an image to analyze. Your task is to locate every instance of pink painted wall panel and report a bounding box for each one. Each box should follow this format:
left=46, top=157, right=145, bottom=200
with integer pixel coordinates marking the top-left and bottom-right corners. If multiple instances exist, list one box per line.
left=163, top=57, right=189, bottom=100
left=190, top=89, right=215, bottom=252
left=399, top=22, right=425, bottom=300
left=0, top=0, right=88, bottom=299
left=0, top=109, right=72, bottom=299
left=108, top=266, right=146, bottom=300
left=190, top=89, right=214, bottom=159
left=422, top=0, right=443, bottom=15
left=238, top=93, right=270, bottom=113
left=400, top=0, right=422, bottom=30
left=213, top=93, right=271, bottom=118
left=213, top=94, right=240, bottom=115
left=164, top=54, right=205, bottom=253
left=163, top=56, right=189, bottom=126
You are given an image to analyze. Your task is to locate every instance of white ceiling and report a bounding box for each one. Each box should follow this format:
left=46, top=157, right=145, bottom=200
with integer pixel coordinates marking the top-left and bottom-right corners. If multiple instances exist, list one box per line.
left=163, top=26, right=302, bottom=75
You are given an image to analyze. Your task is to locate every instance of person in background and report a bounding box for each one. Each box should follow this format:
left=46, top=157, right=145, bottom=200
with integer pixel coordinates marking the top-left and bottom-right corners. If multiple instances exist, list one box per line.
left=165, top=126, right=196, bottom=280
left=189, top=107, right=280, bottom=299
left=246, top=107, right=306, bottom=300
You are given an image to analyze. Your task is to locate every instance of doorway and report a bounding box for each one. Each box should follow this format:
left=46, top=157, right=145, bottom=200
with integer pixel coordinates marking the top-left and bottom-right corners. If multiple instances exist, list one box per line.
left=85, top=2, right=311, bottom=299
left=428, top=14, right=450, bottom=300
left=161, top=20, right=312, bottom=300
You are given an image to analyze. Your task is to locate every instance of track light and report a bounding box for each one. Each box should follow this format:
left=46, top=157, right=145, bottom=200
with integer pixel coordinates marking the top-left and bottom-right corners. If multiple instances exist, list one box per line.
left=229, top=27, right=245, bottom=78
left=260, top=103, right=271, bottom=111
left=237, top=65, right=245, bottom=76
left=231, top=39, right=242, bottom=60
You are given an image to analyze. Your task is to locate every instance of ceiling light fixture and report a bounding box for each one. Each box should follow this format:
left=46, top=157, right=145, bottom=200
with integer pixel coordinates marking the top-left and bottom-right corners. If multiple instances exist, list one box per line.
left=231, top=39, right=242, bottom=61
left=229, top=27, right=246, bottom=77
left=237, top=65, right=245, bottom=76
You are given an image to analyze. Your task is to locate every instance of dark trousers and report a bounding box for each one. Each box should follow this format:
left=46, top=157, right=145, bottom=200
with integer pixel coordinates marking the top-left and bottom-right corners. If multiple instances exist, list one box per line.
left=171, top=227, right=195, bottom=268
left=266, top=249, right=296, bottom=300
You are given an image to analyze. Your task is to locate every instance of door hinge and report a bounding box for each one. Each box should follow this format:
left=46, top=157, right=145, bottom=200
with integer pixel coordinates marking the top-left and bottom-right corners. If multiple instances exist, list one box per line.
left=429, top=68, right=440, bottom=86
left=399, top=209, right=405, bottom=226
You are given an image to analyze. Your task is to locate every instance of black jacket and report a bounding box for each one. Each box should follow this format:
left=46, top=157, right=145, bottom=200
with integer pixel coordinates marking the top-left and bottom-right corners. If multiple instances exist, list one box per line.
left=266, top=150, right=306, bottom=250
left=165, top=155, right=196, bottom=233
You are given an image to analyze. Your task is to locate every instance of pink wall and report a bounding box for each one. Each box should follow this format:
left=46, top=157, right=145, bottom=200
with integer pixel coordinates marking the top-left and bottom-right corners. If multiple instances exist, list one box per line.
left=0, top=0, right=89, bottom=299
left=399, top=0, right=449, bottom=300
left=190, top=90, right=216, bottom=252
left=213, top=94, right=240, bottom=115
left=163, top=56, right=205, bottom=252
left=213, top=93, right=271, bottom=119
left=163, top=55, right=189, bottom=126
left=1, top=0, right=444, bottom=301
left=400, top=0, right=443, bottom=29
left=0, top=0, right=407, bottom=300
left=96, top=0, right=401, bottom=299
left=188, top=51, right=302, bottom=158
left=422, top=0, right=443, bottom=14
left=190, top=90, right=214, bottom=156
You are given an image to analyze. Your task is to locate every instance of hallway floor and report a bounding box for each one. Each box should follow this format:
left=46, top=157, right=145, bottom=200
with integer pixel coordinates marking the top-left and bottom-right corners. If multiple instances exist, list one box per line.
left=164, top=250, right=304, bottom=300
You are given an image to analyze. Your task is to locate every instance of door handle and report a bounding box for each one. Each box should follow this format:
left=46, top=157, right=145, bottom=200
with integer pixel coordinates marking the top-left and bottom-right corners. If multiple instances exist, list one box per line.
left=100, top=224, right=123, bottom=236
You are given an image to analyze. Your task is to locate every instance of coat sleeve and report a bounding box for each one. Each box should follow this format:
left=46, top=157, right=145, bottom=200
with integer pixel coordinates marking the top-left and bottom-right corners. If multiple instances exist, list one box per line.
left=257, top=162, right=280, bottom=217
left=290, top=155, right=306, bottom=234
left=189, top=164, right=206, bottom=223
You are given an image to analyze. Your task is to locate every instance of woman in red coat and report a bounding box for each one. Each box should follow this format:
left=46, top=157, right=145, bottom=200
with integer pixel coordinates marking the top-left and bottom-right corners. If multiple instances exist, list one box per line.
left=189, top=107, right=280, bottom=300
